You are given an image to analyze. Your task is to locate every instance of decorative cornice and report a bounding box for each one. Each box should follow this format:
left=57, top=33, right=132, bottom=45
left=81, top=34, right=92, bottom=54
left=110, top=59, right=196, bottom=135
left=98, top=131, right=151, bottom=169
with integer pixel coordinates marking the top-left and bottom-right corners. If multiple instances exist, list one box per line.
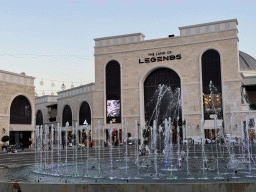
left=57, top=84, right=95, bottom=100
left=94, top=36, right=238, bottom=56
left=122, top=115, right=140, bottom=118
left=0, top=115, right=9, bottom=117
left=94, top=33, right=145, bottom=41
left=183, top=82, right=200, bottom=85
left=122, top=87, right=139, bottom=90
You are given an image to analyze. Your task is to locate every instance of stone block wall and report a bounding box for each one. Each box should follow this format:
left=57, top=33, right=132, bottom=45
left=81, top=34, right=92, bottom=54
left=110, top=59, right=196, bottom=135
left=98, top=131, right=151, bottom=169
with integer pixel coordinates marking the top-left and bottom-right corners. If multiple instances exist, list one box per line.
left=0, top=70, right=35, bottom=148
left=92, top=19, right=252, bottom=141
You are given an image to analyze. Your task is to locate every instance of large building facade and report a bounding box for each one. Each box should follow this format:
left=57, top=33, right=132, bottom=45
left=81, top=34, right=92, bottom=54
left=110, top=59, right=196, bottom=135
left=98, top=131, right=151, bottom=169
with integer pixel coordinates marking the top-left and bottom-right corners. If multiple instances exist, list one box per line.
left=0, top=70, right=35, bottom=148
left=92, top=18, right=256, bottom=141
left=35, top=19, right=256, bottom=144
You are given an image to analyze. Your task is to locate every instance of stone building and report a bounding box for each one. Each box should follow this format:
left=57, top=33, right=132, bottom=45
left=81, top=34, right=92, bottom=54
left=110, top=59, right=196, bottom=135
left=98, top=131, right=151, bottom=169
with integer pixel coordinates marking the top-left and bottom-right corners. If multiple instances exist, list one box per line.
left=35, top=95, right=58, bottom=142
left=35, top=18, right=256, bottom=145
left=0, top=70, right=35, bottom=148
left=93, top=18, right=256, bottom=143
left=35, top=83, right=94, bottom=143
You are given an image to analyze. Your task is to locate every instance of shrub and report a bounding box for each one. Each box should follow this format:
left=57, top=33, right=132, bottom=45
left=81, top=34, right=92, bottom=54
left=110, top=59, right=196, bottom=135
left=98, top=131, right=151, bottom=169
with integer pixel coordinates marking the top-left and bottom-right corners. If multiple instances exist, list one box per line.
left=1, top=135, right=10, bottom=143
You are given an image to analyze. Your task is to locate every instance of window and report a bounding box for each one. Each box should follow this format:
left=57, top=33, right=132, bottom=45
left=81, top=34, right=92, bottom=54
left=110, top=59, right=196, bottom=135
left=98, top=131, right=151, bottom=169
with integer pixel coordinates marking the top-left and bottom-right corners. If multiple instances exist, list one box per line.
left=79, top=101, right=91, bottom=125
left=106, top=61, right=121, bottom=123
left=10, top=95, right=31, bottom=124
left=201, top=49, right=223, bottom=120
left=62, top=105, right=72, bottom=126
left=36, top=110, right=43, bottom=125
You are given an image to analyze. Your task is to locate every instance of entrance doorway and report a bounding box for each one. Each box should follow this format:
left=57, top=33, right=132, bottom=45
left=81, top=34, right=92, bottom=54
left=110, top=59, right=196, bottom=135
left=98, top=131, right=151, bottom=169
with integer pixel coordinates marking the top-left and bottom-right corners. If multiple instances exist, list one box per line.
left=204, top=129, right=216, bottom=143
left=144, top=68, right=181, bottom=126
left=10, top=131, right=31, bottom=148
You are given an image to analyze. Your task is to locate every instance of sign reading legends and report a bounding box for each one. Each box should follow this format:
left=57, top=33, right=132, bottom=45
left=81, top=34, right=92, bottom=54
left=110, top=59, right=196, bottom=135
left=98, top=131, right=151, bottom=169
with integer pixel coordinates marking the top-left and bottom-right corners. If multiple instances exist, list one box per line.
left=139, top=51, right=181, bottom=64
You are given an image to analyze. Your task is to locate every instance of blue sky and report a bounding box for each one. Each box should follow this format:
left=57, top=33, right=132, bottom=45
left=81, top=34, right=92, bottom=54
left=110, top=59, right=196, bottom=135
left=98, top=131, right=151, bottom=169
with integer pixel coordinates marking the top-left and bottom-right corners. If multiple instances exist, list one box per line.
left=0, top=0, right=255, bottom=96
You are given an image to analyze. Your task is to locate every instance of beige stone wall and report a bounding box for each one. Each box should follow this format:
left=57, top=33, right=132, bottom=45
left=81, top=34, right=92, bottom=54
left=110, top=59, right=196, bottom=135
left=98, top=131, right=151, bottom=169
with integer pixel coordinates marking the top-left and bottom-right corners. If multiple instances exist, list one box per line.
left=0, top=81, right=35, bottom=147
left=57, top=91, right=94, bottom=128
left=35, top=95, right=59, bottom=141
left=93, top=24, right=250, bottom=141
left=35, top=97, right=57, bottom=125
left=94, top=30, right=238, bottom=56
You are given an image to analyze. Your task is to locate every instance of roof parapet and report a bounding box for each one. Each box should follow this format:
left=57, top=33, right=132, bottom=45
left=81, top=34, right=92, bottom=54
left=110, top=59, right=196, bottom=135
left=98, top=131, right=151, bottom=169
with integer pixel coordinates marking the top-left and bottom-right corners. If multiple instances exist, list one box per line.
left=179, top=19, right=238, bottom=37
left=94, top=33, right=145, bottom=47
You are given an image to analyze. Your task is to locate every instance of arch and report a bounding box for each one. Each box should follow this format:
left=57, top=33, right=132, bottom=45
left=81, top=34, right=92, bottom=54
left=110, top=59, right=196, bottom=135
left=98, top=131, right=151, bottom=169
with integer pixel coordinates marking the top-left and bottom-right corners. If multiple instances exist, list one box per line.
left=104, top=59, right=122, bottom=70
left=62, top=105, right=72, bottom=127
left=201, top=49, right=223, bottom=121
left=105, top=60, right=121, bottom=123
left=10, top=95, right=32, bottom=124
left=143, top=67, right=182, bottom=126
left=139, top=66, right=183, bottom=126
left=36, top=110, right=43, bottom=126
left=79, top=101, right=92, bottom=125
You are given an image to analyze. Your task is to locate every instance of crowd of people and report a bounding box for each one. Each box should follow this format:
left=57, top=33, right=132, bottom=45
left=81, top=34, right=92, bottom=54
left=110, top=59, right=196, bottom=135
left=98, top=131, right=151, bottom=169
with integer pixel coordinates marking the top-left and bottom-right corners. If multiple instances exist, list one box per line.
left=4, top=137, right=33, bottom=153
left=6, top=145, right=17, bottom=153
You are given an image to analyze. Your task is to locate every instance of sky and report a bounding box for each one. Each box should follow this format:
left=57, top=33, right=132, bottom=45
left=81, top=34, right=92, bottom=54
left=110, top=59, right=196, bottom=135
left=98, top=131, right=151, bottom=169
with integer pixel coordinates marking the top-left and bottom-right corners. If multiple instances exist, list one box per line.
left=0, top=0, right=255, bottom=96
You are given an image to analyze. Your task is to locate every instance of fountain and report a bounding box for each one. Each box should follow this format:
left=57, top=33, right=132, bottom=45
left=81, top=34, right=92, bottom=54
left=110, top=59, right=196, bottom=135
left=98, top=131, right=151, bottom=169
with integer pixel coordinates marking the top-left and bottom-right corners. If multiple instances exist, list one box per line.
left=7, top=83, right=256, bottom=185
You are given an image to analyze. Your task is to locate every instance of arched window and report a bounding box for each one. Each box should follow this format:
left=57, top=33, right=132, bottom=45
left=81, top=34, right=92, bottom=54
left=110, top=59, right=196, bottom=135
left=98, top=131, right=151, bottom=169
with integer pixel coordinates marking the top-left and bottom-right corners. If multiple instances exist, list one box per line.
left=79, top=101, right=91, bottom=125
left=10, top=95, right=31, bottom=124
left=62, top=105, right=72, bottom=126
left=201, top=49, right=223, bottom=120
left=106, top=60, right=121, bottom=123
left=36, top=110, right=43, bottom=126
left=144, top=68, right=181, bottom=125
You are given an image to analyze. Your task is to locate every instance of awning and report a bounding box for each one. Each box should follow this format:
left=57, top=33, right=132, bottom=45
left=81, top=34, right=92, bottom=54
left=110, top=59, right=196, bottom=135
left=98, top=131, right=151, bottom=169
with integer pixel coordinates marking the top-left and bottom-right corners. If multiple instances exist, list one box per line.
left=46, top=104, right=57, bottom=108
left=9, top=125, right=35, bottom=131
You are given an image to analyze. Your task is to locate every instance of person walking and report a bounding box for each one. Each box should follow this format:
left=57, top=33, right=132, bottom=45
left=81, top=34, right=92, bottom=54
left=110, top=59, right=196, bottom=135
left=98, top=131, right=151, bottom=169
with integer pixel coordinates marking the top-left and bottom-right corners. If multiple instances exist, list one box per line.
left=29, top=137, right=32, bottom=149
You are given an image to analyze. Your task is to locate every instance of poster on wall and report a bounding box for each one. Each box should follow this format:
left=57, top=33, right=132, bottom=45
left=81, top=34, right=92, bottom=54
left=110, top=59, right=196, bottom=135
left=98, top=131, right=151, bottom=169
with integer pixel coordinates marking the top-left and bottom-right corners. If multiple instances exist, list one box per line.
left=107, top=100, right=120, bottom=117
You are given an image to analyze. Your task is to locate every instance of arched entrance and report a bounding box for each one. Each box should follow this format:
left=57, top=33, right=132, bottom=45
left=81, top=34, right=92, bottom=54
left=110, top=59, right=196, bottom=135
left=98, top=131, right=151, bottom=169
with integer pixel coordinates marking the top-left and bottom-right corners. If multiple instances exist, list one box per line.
left=201, top=49, right=223, bottom=140
left=62, top=105, right=72, bottom=127
left=144, top=67, right=182, bottom=144
left=79, top=101, right=91, bottom=143
left=79, top=101, right=91, bottom=125
left=36, top=110, right=43, bottom=126
left=9, top=95, right=32, bottom=147
left=62, top=105, right=73, bottom=145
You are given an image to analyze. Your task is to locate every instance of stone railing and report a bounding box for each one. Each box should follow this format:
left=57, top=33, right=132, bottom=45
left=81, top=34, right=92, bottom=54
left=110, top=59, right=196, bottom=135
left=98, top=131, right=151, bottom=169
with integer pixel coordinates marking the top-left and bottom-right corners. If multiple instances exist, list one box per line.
left=35, top=95, right=58, bottom=104
left=179, top=19, right=238, bottom=37
left=0, top=69, right=34, bottom=87
left=58, top=83, right=95, bottom=99
left=94, top=33, right=145, bottom=47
